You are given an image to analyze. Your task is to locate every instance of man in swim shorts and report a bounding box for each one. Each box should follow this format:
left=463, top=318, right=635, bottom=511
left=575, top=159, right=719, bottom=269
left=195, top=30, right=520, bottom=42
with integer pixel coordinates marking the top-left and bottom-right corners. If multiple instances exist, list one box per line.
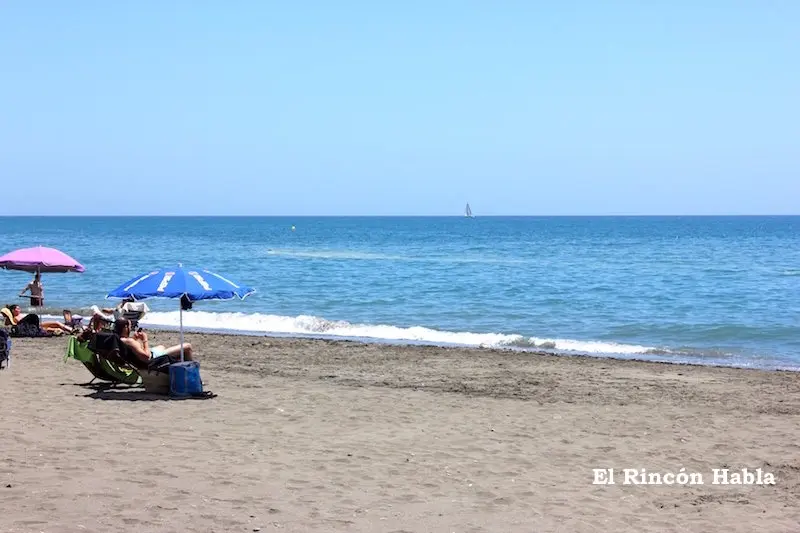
left=114, top=318, right=194, bottom=368
left=19, top=272, right=44, bottom=307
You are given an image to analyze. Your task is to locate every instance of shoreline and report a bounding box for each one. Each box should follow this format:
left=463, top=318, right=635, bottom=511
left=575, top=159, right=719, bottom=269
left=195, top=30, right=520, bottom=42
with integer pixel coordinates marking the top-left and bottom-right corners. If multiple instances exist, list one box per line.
left=30, top=309, right=800, bottom=372
left=130, top=326, right=800, bottom=374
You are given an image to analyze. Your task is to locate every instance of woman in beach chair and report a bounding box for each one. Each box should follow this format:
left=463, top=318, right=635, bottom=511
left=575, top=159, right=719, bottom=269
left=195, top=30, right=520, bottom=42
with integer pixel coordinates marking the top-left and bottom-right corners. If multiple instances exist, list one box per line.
left=1, top=304, right=72, bottom=336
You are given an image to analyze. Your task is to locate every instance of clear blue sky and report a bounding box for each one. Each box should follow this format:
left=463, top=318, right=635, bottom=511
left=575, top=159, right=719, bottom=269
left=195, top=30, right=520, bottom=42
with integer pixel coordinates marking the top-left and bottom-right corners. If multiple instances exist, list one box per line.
left=2, top=1, right=798, bottom=216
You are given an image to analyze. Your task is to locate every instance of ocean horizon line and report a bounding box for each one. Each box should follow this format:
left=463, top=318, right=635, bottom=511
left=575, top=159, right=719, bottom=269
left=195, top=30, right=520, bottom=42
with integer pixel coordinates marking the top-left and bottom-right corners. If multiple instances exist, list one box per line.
left=2, top=214, right=799, bottom=219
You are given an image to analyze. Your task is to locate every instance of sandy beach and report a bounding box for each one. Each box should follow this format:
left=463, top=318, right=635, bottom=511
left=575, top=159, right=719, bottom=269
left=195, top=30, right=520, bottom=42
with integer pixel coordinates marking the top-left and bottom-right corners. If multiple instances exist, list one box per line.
left=1, top=332, right=799, bottom=533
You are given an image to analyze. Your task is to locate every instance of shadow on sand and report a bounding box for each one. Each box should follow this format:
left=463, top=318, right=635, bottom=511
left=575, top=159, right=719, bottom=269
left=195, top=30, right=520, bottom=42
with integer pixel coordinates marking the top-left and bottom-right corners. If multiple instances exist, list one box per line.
left=65, top=381, right=217, bottom=401
left=84, top=389, right=217, bottom=401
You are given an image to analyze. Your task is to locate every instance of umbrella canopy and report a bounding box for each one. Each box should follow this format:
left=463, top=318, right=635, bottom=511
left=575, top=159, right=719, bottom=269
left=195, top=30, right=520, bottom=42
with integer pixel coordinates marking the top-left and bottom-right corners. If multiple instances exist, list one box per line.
left=106, top=264, right=255, bottom=361
left=107, top=265, right=255, bottom=301
left=0, top=246, right=85, bottom=273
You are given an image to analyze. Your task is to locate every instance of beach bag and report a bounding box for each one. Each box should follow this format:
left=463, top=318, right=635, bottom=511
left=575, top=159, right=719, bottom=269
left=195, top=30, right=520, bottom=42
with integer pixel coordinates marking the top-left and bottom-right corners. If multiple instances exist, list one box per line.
left=169, top=361, right=204, bottom=397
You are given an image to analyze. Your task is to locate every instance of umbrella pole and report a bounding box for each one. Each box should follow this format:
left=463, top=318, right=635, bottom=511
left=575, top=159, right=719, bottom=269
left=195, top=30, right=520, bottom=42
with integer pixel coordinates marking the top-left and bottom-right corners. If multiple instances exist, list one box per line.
left=179, top=299, right=185, bottom=362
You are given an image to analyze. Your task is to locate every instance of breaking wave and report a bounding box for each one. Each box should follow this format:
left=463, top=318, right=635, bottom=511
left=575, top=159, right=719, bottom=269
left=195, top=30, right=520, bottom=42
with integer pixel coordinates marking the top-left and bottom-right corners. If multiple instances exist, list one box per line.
left=136, top=310, right=656, bottom=356
left=42, top=309, right=799, bottom=370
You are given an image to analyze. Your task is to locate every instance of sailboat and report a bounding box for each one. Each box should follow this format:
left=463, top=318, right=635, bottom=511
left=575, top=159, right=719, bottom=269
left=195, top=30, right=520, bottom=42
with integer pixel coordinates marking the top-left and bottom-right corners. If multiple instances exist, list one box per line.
left=464, top=203, right=474, bottom=218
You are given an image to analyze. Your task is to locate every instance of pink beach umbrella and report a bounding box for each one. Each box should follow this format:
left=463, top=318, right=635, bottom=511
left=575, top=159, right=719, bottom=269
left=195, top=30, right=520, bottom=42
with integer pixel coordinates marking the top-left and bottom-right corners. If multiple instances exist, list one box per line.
left=0, top=246, right=85, bottom=273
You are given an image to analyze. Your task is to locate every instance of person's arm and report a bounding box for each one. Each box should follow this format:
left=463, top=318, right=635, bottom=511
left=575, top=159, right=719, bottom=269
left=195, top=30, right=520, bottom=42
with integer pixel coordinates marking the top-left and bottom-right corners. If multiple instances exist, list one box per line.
left=19, top=283, right=30, bottom=297
left=137, top=332, right=150, bottom=355
left=121, top=336, right=151, bottom=364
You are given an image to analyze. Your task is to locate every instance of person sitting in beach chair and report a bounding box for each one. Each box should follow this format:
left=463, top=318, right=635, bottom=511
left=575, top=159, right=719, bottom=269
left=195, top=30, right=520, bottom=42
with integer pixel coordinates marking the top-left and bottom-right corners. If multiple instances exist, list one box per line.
left=1, top=304, right=72, bottom=336
left=65, top=320, right=212, bottom=396
left=114, top=318, right=194, bottom=370
left=89, top=298, right=150, bottom=332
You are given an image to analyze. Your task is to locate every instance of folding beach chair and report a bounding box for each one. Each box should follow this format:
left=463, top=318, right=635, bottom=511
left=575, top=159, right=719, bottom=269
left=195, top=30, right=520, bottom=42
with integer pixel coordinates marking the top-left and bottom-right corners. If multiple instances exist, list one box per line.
left=62, top=310, right=85, bottom=329
left=89, top=331, right=171, bottom=393
left=64, top=333, right=140, bottom=385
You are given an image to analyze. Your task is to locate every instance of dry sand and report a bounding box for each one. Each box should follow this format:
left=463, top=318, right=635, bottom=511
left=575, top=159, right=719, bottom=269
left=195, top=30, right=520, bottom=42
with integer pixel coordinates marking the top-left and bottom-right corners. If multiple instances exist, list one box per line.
left=1, top=332, right=799, bottom=533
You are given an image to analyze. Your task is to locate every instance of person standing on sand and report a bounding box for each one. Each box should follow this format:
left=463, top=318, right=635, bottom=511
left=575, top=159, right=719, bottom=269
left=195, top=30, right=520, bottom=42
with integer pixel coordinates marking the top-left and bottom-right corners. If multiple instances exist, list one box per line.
left=19, top=272, right=44, bottom=307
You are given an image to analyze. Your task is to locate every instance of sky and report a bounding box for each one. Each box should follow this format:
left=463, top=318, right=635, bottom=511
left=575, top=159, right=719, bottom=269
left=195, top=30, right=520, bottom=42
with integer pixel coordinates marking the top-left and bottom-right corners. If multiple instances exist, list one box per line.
left=1, top=1, right=798, bottom=216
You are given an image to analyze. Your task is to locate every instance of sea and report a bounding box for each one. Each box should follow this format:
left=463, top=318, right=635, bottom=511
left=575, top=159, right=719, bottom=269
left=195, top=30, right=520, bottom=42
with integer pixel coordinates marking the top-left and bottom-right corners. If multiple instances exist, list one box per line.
left=1, top=216, right=799, bottom=370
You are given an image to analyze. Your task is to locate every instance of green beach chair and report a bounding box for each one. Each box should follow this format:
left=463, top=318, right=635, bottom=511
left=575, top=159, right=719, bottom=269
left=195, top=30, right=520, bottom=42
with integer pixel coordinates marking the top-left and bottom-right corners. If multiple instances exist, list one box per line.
left=64, top=335, right=140, bottom=385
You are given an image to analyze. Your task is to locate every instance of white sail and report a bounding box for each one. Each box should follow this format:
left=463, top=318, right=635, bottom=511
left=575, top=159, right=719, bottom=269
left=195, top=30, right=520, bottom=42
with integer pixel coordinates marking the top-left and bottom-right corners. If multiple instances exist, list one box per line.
left=465, top=203, right=473, bottom=218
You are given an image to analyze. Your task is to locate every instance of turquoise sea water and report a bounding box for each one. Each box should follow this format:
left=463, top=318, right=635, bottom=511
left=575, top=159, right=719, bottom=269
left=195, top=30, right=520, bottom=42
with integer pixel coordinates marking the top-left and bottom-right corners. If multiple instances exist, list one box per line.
left=1, top=216, right=799, bottom=370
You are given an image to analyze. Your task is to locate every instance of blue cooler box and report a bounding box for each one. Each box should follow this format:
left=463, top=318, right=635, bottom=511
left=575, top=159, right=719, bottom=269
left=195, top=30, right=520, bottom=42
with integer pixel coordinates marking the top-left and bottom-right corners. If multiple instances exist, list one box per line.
left=169, top=361, right=203, bottom=396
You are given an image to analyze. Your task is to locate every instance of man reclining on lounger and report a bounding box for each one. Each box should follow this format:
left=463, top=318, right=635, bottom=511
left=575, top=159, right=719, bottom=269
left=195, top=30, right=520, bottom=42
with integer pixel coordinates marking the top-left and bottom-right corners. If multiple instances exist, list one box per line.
left=114, top=318, right=194, bottom=368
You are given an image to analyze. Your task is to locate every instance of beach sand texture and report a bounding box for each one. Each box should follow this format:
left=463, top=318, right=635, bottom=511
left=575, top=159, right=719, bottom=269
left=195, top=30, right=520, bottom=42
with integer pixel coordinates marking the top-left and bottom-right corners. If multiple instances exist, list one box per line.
left=1, top=332, right=799, bottom=533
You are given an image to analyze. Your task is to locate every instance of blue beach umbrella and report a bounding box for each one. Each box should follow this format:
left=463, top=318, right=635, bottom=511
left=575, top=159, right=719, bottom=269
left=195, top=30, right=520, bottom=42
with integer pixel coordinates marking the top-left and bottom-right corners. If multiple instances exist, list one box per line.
left=106, top=264, right=256, bottom=361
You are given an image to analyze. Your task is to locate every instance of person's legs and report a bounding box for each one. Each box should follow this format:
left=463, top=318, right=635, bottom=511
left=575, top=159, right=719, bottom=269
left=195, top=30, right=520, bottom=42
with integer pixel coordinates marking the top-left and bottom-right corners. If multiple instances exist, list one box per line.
left=161, top=342, right=193, bottom=361
left=41, top=321, right=72, bottom=333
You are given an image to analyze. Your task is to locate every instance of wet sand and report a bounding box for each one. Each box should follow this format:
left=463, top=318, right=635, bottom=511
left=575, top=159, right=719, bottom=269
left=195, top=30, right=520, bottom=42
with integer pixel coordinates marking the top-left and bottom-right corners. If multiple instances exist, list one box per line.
left=1, top=331, right=799, bottom=532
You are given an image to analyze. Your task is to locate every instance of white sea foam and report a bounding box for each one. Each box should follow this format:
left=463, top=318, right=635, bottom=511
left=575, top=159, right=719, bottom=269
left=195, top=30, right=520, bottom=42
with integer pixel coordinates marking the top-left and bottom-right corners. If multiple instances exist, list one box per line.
left=135, top=310, right=656, bottom=356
